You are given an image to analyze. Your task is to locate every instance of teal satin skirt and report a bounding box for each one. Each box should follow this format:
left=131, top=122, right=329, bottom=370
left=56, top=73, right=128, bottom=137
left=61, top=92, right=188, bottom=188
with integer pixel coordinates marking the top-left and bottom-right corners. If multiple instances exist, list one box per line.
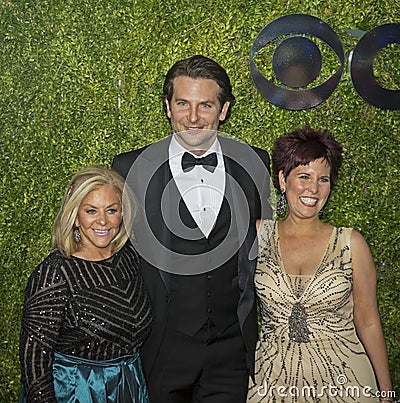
left=20, top=351, right=149, bottom=402
left=52, top=352, right=149, bottom=403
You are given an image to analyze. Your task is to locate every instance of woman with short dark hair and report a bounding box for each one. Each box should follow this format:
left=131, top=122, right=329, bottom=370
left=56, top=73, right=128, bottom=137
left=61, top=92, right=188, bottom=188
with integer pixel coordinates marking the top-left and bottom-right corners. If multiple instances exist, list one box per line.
left=248, top=127, right=392, bottom=402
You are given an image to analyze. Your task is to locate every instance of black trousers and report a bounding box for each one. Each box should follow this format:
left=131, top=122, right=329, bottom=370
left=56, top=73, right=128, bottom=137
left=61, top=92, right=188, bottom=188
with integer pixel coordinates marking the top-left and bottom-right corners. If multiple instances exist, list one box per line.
left=147, top=320, right=249, bottom=403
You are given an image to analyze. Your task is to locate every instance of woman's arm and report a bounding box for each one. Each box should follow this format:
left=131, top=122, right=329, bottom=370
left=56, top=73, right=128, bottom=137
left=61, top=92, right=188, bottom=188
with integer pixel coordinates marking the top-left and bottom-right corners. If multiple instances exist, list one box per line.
left=20, top=255, right=68, bottom=402
left=351, top=229, right=393, bottom=399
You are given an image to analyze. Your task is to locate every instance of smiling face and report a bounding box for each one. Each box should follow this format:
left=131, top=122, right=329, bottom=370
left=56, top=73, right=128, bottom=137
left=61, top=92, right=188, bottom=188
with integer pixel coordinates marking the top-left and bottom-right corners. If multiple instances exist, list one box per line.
left=75, top=185, right=122, bottom=260
left=166, top=76, right=230, bottom=154
left=279, top=158, right=331, bottom=220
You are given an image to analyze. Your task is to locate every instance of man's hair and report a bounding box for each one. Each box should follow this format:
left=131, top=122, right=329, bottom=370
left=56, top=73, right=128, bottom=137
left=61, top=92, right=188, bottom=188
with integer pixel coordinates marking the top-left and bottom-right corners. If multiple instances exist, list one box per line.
left=162, top=55, right=235, bottom=120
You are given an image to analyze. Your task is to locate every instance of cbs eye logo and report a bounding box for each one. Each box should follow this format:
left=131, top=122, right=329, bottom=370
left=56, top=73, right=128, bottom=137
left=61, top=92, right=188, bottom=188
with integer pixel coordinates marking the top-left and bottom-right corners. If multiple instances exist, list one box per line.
left=250, top=14, right=400, bottom=110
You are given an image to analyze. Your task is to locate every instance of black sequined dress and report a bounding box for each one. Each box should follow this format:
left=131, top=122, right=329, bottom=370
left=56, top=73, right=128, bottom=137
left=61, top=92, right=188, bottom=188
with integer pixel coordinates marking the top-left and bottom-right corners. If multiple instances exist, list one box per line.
left=20, top=241, right=152, bottom=402
left=248, top=220, right=378, bottom=403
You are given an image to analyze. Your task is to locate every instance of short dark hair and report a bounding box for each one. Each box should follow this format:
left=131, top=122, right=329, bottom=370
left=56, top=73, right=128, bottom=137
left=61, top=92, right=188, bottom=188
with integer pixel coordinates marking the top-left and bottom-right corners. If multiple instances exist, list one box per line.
left=272, top=126, right=343, bottom=190
left=162, top=55, right=235, bottom=120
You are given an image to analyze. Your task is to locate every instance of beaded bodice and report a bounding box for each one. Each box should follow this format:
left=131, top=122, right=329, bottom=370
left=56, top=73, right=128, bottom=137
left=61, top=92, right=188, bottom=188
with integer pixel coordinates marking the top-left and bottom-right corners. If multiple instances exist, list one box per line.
left=248, top=220, right=378, bottom=402
left=20, top=241, right=152, bottom=402
left=256, top=220, right=353, bottom=346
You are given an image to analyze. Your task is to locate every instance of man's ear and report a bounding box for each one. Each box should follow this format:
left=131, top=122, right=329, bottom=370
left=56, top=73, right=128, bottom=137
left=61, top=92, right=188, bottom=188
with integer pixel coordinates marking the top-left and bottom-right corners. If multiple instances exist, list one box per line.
left=218, top=101, right=230, bottom=122
left=165, top=99, right=172, bottom=119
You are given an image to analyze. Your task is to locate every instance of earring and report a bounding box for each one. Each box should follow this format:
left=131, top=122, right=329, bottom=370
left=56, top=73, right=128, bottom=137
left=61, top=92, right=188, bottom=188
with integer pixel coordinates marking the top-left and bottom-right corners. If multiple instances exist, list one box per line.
left=276, top=190, right=287, bottom=216
left=73, top=227, right=81, bottom=242
left=318, top=207, right=324, bottom=219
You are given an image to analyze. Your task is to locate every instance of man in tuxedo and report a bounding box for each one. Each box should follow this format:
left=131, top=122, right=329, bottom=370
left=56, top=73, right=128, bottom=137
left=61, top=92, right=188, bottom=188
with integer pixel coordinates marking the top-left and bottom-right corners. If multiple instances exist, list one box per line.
left=112, top=55, right=271, bottom=402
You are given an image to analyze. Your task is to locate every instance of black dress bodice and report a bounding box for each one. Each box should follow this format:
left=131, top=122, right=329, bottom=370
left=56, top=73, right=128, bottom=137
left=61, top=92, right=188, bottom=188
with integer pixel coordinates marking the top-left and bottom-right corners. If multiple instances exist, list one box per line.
left=20, top=241, right=152, bottom=402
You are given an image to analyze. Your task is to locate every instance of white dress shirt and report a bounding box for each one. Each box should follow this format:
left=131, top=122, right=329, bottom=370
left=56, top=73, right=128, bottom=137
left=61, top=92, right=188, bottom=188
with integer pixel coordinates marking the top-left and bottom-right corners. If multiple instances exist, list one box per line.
left=169, top=136, right=225, bottom=238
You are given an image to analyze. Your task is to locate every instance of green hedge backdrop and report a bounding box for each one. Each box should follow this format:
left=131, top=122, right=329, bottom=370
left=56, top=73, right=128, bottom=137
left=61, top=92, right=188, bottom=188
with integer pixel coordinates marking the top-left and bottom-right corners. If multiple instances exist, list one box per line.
left=1, top=0, right=399, bottom=401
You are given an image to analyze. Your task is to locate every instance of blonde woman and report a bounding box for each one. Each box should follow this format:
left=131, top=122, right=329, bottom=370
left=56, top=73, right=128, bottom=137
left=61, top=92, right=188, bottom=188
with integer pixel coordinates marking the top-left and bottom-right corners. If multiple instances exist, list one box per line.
left=20, top=165, right=152, bottom=402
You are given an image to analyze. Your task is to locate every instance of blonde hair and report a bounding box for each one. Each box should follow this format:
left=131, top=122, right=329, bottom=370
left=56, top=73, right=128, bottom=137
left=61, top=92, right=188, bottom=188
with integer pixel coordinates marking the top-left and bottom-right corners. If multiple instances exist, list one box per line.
left=52, top=165, right=136, bottom=257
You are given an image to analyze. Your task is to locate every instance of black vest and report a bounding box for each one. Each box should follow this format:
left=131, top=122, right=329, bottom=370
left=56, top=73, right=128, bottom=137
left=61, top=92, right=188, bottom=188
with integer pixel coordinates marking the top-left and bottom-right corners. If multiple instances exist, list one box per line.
left=168, top=195, right=240, bottom=336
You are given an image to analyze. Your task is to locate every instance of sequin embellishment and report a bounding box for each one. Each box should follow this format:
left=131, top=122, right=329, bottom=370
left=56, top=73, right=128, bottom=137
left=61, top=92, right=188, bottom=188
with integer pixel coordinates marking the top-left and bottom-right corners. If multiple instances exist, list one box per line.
left=248, top=221, right=379, bottom=403
left=288, top=302, right=311, bottom=342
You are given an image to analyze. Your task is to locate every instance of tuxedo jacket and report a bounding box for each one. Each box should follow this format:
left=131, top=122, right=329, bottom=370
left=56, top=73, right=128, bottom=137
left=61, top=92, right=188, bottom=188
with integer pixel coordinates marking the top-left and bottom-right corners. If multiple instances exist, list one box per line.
left=112, top=135, right=271, bottom=379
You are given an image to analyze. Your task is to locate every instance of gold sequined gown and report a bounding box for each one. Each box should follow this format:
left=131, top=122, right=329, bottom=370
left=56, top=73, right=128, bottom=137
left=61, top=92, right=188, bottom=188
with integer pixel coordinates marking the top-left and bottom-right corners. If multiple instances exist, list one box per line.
left=248, top=220, right=378, bottom=402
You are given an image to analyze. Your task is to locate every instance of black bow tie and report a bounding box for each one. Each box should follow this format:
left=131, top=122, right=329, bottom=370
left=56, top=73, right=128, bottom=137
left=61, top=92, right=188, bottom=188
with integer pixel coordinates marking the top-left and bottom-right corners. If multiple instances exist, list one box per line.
left=181, top=152, right=218, bottom=173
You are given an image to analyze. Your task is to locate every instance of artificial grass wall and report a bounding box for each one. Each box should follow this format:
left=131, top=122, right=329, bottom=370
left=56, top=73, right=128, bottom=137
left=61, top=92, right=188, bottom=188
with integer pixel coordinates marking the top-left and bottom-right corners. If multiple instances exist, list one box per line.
left=1, top=0, right=399, bottom=401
